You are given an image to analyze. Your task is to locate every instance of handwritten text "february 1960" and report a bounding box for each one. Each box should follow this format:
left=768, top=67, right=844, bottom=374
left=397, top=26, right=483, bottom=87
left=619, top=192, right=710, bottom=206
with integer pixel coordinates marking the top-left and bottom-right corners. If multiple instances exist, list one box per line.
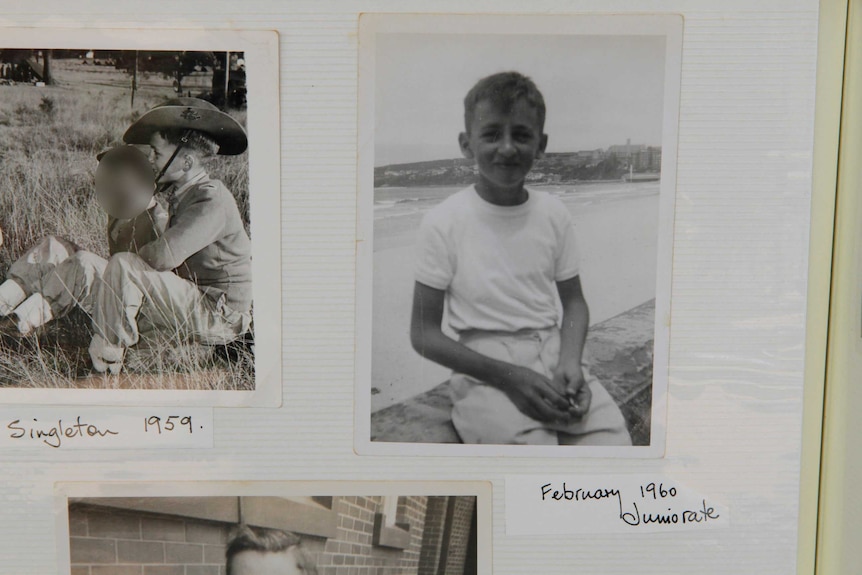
left=505, top=475, right=729, bottom=535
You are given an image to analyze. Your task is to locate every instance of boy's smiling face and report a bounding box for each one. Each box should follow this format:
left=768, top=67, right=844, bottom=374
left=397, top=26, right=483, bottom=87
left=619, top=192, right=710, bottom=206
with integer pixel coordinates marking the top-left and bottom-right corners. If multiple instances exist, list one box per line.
left=459, top=97, right=548, bottom=204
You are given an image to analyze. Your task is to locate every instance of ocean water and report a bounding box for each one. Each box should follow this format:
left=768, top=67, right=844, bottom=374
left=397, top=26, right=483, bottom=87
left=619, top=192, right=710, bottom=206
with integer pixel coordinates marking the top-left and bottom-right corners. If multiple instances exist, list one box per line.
left=374, top=181, right=657, bottom=213
left=374, top=186, right=462, bottom=220
left=373, top=181, right=659, bottom=249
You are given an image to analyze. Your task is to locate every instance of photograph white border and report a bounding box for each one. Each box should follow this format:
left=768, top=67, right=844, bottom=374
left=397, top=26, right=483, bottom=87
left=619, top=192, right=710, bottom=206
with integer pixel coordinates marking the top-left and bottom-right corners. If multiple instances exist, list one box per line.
left=0, top=27, right=281, bottom=407
left=55, top=480, right=492, bottom=575
left=354, top=13, right=682, bottom=457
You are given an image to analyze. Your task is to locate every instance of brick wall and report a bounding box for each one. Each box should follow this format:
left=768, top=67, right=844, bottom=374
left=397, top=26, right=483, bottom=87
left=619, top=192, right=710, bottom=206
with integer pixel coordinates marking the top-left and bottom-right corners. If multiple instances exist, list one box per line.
left=313, top=495, right=428, bottom=575
left=396, top=496, right=428, bottom=573
left=417, top=497, right=447, bottom=575
left=68, top=496, right=474, bottom=575
left=417, top=496, right=476, bottom=575
left=443, top=497, right=476, bottom=575
left=69, top=505, right=229, bottom=575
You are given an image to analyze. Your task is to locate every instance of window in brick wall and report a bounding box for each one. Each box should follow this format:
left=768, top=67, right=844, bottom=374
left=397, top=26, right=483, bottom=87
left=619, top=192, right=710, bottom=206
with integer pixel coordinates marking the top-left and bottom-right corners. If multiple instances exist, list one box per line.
left=382, top=495, right=400, bottom=527
left=373, top=496, right=411, bottom=549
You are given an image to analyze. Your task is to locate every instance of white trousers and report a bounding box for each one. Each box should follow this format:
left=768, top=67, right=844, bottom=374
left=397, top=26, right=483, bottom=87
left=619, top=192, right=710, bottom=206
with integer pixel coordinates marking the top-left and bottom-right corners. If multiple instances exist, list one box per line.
left=0, top=236, right=106, bottom=331
left=450, top=327, right=632, bottom=446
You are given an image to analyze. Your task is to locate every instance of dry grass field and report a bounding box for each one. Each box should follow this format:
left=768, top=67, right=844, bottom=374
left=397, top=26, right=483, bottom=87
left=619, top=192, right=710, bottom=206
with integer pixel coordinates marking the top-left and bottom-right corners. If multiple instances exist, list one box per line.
left=0, top=58, right=253, bottom=390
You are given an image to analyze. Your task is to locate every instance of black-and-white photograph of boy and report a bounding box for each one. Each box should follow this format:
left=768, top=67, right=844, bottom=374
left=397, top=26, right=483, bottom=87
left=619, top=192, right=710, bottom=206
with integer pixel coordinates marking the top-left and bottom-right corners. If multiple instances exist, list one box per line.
left=0, top=47, right=261, bottom=392
left=359, top=16, right=681, bottom=453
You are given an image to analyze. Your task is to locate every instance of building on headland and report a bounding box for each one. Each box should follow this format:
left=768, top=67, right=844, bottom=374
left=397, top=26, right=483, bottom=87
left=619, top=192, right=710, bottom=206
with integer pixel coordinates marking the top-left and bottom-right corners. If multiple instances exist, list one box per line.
left=644, top=146, right=662, bottom=171
left=373, top=140, right=661, bottom=187
left=607, top=138, right=644, bottom=159
left=575, top=148, right=606, bottom=167
left=607, top=139, right=661, bottom=173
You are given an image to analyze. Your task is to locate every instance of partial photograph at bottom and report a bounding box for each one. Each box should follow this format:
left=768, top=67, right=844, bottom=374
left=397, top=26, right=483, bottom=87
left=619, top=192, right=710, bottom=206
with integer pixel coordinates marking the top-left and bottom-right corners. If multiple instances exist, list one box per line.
left=59, top=482, right=489, bottom=575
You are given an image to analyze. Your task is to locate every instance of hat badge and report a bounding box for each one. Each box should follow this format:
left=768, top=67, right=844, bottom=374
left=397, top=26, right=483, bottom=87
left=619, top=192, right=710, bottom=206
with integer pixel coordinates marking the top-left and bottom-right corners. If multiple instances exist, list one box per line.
left=180, top=108, right=201, bottom=121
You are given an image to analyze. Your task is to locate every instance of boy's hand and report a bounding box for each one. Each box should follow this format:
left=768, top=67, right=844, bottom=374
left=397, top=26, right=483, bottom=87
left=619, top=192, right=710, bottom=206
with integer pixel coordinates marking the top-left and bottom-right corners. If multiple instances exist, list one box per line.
left=552, top=362, right=592, bottom=420
left=500, top=366, right=572, bottom=423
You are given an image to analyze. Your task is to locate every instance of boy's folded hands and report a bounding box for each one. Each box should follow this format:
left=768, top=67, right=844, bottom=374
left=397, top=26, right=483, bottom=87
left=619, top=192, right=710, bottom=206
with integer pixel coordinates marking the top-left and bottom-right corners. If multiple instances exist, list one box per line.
left=499, top=365, right=573, bottom=424
left=552, top=363, right=592, bottom=419
left=566, top=384, right=592, bottom=419
left=497, top=362, right=594, bottom=425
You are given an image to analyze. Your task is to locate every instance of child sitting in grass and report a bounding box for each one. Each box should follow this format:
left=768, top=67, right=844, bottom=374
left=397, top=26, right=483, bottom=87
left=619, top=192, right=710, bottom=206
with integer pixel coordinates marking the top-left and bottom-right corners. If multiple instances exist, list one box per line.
left=87, top=97, right=252, bottom=374
left=0, top=145, right=167, bottom=339
left=410, top=72, right=632, bottom=445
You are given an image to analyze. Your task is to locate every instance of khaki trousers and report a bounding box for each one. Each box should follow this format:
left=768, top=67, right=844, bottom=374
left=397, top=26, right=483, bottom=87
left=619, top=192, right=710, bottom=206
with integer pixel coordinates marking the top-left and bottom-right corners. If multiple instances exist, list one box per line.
left=91, top=252, right=249, bottom=350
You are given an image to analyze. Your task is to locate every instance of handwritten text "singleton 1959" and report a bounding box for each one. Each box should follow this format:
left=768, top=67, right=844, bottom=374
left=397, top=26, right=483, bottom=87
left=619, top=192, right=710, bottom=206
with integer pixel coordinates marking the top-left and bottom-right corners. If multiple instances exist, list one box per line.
left=7, top=417, right=118, bottom=448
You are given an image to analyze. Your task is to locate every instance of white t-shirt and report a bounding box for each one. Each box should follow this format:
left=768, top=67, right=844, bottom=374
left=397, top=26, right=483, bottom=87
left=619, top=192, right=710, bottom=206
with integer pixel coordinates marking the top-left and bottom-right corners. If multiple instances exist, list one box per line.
left=415, top=185, right=581, bottom=333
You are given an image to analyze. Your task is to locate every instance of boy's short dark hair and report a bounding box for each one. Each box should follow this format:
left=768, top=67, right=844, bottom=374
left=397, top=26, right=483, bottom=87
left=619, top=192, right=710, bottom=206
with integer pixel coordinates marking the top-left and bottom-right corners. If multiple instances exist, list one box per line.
left=225, top=525, right=317, bottom=575
left=158, top=128, right=220, bottom=158
left=463, top=71, right=546, bottom=133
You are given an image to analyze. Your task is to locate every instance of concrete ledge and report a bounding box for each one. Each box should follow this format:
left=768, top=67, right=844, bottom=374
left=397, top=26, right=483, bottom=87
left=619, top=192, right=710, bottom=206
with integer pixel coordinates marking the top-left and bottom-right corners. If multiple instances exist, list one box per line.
left=370, top=300, right=655, bottom=445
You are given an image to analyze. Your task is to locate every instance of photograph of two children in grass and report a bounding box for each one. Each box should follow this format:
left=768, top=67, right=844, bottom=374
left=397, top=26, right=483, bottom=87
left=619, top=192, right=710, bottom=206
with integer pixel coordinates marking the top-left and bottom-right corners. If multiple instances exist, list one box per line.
left=0, top=49, right=255, bottom=391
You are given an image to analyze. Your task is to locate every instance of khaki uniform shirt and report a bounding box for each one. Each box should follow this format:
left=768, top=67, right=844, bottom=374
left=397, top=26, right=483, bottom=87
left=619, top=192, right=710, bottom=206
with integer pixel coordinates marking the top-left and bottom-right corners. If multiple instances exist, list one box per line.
left=107, top=203, right=169, bottom=256
left=137, top=171, right=253, bottom=313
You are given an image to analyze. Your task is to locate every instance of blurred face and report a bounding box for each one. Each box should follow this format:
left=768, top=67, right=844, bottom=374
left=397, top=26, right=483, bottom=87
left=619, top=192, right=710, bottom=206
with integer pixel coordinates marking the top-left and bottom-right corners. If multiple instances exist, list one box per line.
left=229, top=548, right=305, bottom=575
left=96, top=147, right=154, bottom=219
left=148, top=132, right=186, bottom=184
left=459, top=97, right=547, bottom=201
left=94, top=164, right=154, bottom=219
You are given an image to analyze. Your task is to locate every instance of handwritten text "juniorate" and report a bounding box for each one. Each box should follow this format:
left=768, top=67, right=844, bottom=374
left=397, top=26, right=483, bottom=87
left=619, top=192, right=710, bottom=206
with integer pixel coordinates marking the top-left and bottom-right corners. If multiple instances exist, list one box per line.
left=541, top=481, right=721, bottom=529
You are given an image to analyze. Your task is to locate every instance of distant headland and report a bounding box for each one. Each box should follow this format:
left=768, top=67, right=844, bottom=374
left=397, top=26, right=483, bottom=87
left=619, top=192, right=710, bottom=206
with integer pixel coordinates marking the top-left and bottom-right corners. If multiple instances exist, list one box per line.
left=375, top=142, right=662, bottom=187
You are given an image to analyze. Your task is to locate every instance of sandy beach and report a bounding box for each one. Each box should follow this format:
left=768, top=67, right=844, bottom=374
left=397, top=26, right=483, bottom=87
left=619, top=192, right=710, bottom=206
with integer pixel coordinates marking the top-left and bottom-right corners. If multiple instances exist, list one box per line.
left=371, top=181, right=660, bottom=411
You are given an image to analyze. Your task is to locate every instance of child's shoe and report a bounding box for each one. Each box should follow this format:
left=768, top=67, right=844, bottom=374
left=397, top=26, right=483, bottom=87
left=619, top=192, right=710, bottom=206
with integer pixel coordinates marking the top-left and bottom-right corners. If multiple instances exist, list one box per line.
left=88, top=334, right=125, bottom=375
left=0, top=280, right=25, bottom=317
left=11, top=293, right=52, bottom=336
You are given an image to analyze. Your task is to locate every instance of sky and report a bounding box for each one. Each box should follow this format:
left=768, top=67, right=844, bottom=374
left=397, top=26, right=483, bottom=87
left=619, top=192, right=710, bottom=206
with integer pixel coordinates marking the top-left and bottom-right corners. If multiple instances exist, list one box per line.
left=374, top=33, right=667, bottom=167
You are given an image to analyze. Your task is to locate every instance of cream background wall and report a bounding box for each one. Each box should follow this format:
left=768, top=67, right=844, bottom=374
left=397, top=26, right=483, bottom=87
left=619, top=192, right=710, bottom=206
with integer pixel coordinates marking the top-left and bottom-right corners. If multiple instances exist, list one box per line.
left=0, top=1, right=819, bottom=573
